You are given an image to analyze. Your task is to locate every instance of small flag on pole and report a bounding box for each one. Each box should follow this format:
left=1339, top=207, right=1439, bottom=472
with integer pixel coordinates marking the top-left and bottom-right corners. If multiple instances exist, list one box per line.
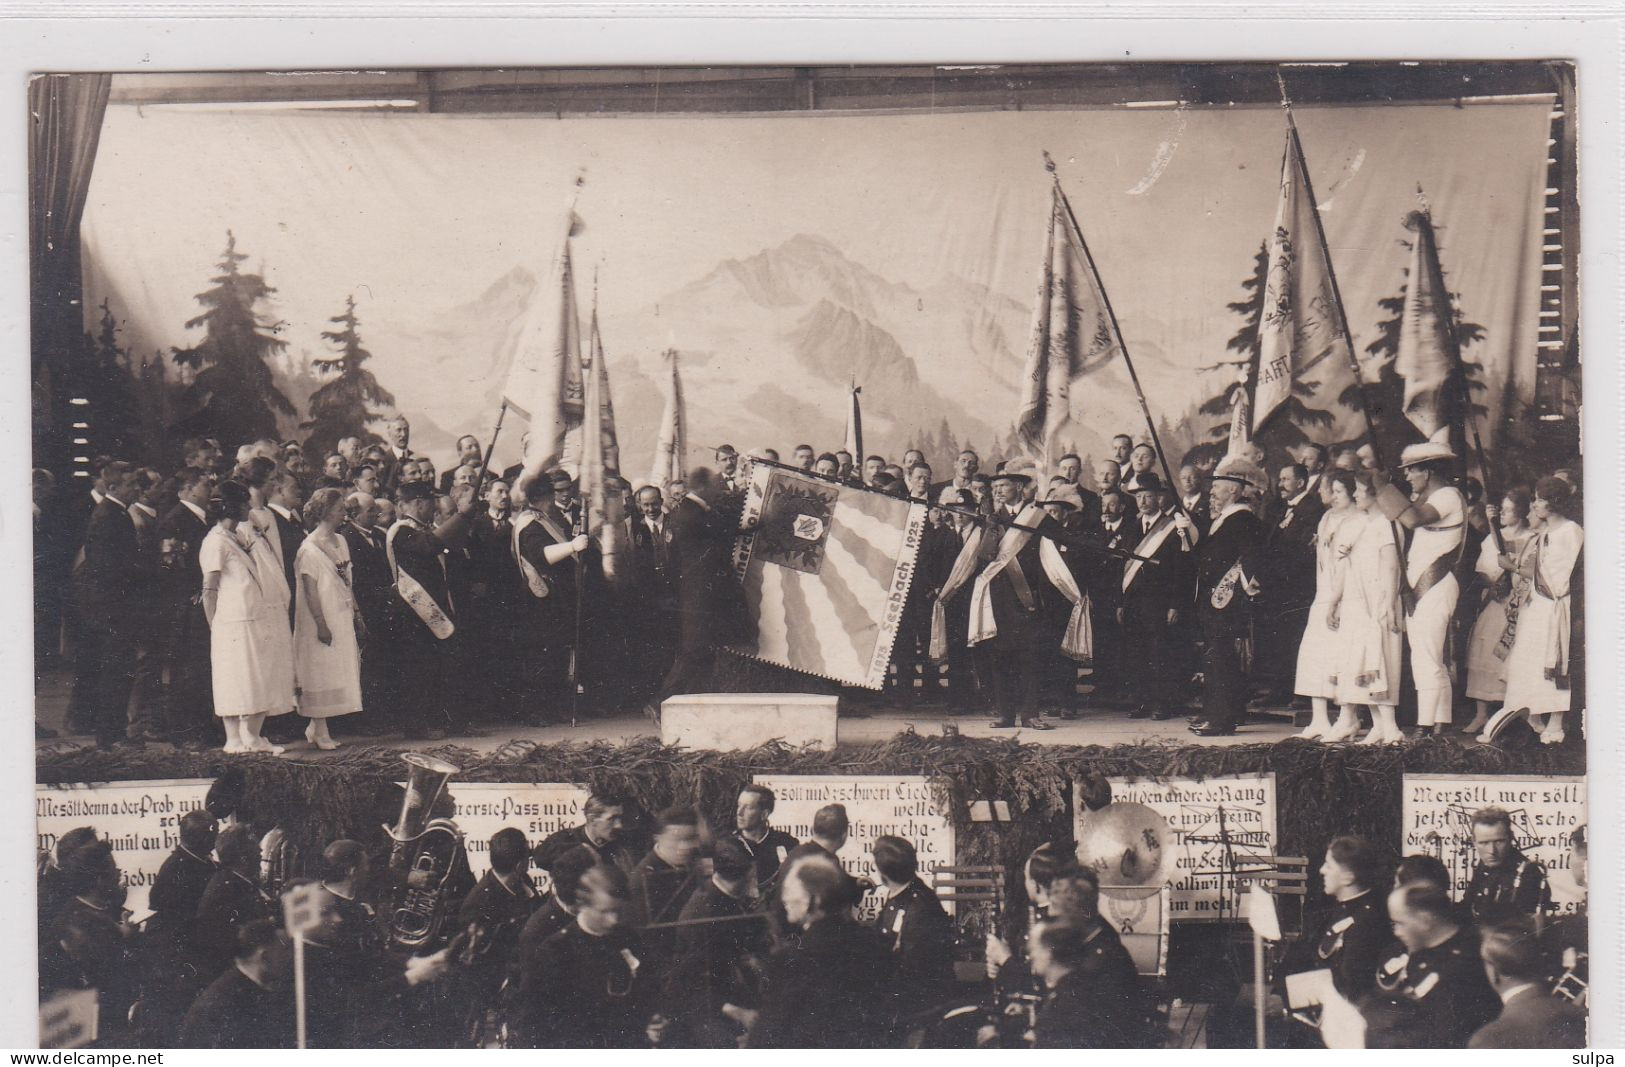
left=1394, top=206, right=1459, bottom=443
left=1253, top=127, right=1356, bottom=435
left=648, top=347, right=686, bottom=490
left=581, top=302, right=627, bottom=586
left=1015, top=180, right=1126, bottom=464
left=843, top=383, right=864, bottom=465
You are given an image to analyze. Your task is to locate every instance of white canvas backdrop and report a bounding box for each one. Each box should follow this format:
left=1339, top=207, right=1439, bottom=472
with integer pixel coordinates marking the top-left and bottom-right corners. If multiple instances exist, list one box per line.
left=81, top=100, right=1552, bottom=469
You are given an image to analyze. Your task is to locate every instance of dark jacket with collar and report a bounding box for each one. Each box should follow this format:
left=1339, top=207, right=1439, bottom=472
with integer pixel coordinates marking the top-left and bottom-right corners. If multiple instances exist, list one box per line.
left=1468, top=985, right=1587, bottom=1049
left=875, top=877, right=956, bottom=1024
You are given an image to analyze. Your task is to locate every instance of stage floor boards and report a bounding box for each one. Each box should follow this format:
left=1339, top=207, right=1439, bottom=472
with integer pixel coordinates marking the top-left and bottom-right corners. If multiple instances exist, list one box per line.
left=33, top=668, right=1498, bottom=760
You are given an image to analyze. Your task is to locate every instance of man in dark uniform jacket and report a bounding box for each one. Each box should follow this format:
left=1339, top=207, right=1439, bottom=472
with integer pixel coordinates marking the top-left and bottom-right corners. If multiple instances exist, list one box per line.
left=532, top=793, right=640, bottom=878
left=526, top=865, right=654, bottom=1048
left=1028, top=915, right=1152, bottom=1048
left=178, top=919, right=295, bottom=1048
left=464, top=478, right=521, bottom=717
left=1089, top=488, right=1133, bottom=705
left=147, top=811, right=219, bottom=944
left=1185, top=455, right=1266, bottom=736
left=741, top=853, right=894, bottom=1048
left=1288, top=836, right=1390, bottom=1004
left=78, top=461, right=145, bottom=749
left=158, top=468, right=215, bottom=740
left=733, top=785, right=799, bottom=889
left=1367, top=883, right=1502, bottom=1049
left=873, top=835, right=955, bottom=1029
left=658, top=838, right=770, bottom=1048
left=192, top=826, right=275, bottom=982
left=627, top=808, right=704, bottom=978
left=649, top=468, right=747, bottom=712
left=1119, top=473, right=1194, bottom=720
left=1258, top=462, right=1325, bottom=704
left=1469, top=915, right=1586, bottom=1049
left=512, top=473, right=592, bottom=724
left=387, top=481, right=476, bottom=739
left=456, top=828, right=539, bottom=1026
left=973, top=468, right=1063, bottom=730
left=1461, top=807, right=1550, bottom=924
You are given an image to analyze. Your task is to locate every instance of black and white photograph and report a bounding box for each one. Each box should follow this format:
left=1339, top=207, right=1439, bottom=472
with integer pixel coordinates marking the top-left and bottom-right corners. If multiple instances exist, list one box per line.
left=16, top=30, right=1616, bottom=1053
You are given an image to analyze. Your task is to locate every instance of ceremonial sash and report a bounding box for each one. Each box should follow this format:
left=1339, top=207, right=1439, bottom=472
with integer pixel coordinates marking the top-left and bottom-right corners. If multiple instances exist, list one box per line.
left=1495, top=536, right=1539, bottom=662
left=1530, top=530, right=1574, bottom=689
left=511, top=509, right=572, bottom=600
left=386, top=520, right=454, bottom=640
left=1122, top=513, right=1176, bottom=593
left=1403, top=554, right=1456, bottom=616
left=927, top=525, right=986, bottom=662
left=966, top=506, right=1092, bottom=660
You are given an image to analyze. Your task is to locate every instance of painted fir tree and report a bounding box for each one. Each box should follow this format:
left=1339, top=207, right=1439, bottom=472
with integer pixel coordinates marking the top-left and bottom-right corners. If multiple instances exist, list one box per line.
left=171, top=231, right=295, bottom=445
left=80, top=299, right=140, bottom=458
left=301, top=294, right=395, bottom=457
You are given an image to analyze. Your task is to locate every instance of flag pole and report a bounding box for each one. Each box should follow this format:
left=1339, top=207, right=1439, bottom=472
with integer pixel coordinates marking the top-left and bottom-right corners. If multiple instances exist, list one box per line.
left=473, top=400, right=509, bottom=495
left=1044, top=152, right=1191, bottom=541
left=1273, top=73, right=1385, bottom=470
left=1414, top=189, right=1506, bottom=556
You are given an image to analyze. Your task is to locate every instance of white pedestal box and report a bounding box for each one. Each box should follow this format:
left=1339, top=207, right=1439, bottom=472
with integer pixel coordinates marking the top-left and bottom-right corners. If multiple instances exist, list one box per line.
left=659, top=693, right=839, bottom=751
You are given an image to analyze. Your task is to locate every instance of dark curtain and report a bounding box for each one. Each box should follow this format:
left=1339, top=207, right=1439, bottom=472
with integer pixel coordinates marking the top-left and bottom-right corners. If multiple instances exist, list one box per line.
left=29, top=73, right=111, bottom=473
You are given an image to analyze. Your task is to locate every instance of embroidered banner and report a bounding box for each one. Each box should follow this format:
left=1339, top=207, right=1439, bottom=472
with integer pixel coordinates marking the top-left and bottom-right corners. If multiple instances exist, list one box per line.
left=731, top=461, right=927, bottom=689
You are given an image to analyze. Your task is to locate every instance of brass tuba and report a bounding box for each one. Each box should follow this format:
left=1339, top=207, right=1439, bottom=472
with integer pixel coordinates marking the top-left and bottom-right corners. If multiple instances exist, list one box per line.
left=384, top=753, right=465, bottom=951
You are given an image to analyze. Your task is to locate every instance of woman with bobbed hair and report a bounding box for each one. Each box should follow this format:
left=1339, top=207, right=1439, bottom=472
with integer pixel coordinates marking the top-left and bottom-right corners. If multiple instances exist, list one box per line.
left=1295, top=470, right=1361, bottom=740
left=293, top=486, right=361, bottom=750
left=200, top=480, right=285, bottom=755
left=1461, top=487, right=1535, bottom=734
left=1332, top=473, right=1405, bottom=743
left=1485, top=476, right=1584, bottom=745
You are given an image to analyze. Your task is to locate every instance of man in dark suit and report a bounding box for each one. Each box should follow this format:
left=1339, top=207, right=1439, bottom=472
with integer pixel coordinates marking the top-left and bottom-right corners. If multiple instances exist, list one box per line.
left=626, top=484, right=680, bottom=702
left=973, top=468, right=1063, bottom=730
left=1028, top=913, right=1152, bottom=1048
left=456, top=828, right=540, bottom=1022
left=124, top=468, right=169, bottom=741
left=872, top=835, right=955, bottom=1029
left=524, top=865, right=654, bottom=1048
left=1186, top=455, right=1266, bottom=736
left=658, top=837, right=770, bottom=1048
left=340, top=492, right=392, bottom=735
left=439, top=434, right=483, bottom=494
left=78, top=461, right=145, bottom=749
left=375, top=414, right=415, bottom=494
left=650, top=468, right=745, bottom=713
left=159, top=468, right=215, bottom=741
left=179, top=919, right=295, bottom=1048
left=733, top=785, right=799, bottom=888
left=1088, top=487, right=1132, bottom=705
left=1257, top=462, right=1324, bottom=706
left=513, top=473, right=592, bottom=725
left=1119, top=473, right=1195, bottom=720
left=1054, top=452, right=1103, bottom=529
left=627, top=808, right=704, bottom=981
left=1469, top=916, right=1586, bottom=1048
left=388, top=481, right=476, bottom=739
left=464, top=477, right=520, bottom=719
left=1175, top=463, right=1211, bottom=536
left=266, top=471, right=305, bottom=624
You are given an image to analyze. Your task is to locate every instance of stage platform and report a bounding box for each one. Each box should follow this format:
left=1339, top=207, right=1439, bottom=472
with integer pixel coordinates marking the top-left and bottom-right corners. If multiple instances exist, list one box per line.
left=33, top=668, right=1507, bottom=761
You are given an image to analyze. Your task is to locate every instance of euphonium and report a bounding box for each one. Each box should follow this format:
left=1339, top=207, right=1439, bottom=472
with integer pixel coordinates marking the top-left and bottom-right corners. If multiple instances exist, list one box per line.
left=384, top=753, right=465, bottom=951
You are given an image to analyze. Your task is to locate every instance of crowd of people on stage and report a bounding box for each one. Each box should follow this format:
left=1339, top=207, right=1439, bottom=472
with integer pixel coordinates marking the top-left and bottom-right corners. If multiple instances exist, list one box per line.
left=37, top=781, right=1587, bottom=1049
left=1280, top=810, right=1587, bottom=1049
left=33, top=412, right=1584, bottom=749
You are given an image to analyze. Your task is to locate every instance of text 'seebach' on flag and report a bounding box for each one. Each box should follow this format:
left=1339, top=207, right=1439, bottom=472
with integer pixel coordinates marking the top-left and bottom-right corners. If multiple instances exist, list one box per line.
left=728, top=460, right=929, bottom=690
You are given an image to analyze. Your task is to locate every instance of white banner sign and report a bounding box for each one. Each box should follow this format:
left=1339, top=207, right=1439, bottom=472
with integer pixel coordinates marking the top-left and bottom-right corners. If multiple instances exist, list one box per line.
left=444, top=782, right=591, bottom=882
left=754, top=774, right=955, bottom=922
left=1401, top=774, right=1586, bottom=914
left=1077, top=774, right=1279, bottom=922
left=36, top=779, right=215, bottom=922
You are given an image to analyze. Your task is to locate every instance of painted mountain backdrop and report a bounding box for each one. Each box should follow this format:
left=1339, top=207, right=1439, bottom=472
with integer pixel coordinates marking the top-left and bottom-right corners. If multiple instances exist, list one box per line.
left=369, top=233, right=1201, bottom=472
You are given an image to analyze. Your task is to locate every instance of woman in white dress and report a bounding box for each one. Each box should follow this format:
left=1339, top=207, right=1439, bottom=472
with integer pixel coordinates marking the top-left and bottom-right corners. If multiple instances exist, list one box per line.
left=199, top=481, right=285, bottom=755
left=1333, top=473, right=1406, bottom=744
left=1493, top=476, right=1584, bottom=745
left=1296, top=471, right=1360, bottom=739
left=244, top=478, right=297, bottom=750
left=1460, top=488, right=1534, bottom=735
left=294, top=488, right=361, bottom=749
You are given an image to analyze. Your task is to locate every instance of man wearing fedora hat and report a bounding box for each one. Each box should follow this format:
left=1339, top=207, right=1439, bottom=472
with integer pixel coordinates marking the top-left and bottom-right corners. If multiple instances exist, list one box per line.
left=1119, top=472, right=1194, bottom=721
left=1374, top=436, right=1468, bottom=735
left=1184, top=454, right=1266, bottom=736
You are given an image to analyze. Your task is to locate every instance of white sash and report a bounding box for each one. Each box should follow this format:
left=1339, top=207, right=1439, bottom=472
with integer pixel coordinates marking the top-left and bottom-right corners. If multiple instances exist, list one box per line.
left=386, top=519, right=454, bottom=640
left=511, top=508, right=571, bottom=599
left=1122, top=513, right=1177, bottom=593
left=965, top=505, right=1092, bottom=660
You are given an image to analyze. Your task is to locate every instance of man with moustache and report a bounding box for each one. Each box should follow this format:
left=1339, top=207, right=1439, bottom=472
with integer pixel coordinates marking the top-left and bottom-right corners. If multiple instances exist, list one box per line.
left=1119, top=473, right=1194, bottom=721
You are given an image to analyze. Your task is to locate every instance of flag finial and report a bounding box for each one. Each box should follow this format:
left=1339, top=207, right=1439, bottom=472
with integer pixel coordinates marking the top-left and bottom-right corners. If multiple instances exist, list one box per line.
left=1275, top=70, right=1293, bottom=109
left=1042, top=150, right=1057, bottom=176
